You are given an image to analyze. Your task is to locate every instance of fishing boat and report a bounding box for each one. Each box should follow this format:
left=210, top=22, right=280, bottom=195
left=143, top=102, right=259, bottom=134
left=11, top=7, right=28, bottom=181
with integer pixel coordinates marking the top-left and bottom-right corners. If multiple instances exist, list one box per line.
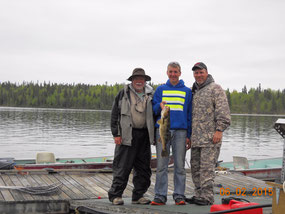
left=218, top=156, right=282, bottom=181
left=0, top=153, right=174, bottom=171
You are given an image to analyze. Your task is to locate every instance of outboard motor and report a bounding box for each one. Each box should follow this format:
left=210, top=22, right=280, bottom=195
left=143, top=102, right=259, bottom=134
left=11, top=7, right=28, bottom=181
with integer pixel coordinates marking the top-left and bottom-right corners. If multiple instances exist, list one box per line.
left=0, top=158, right=15, bottom=170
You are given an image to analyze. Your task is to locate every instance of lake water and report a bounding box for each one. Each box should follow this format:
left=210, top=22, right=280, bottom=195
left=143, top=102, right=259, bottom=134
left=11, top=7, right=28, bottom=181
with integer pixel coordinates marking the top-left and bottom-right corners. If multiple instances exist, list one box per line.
left=0, top=107, right=284, bottom=162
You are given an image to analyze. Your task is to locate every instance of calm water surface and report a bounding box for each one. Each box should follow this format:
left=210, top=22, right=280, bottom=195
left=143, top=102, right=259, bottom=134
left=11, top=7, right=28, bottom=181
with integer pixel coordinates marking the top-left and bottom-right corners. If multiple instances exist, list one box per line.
left=0, top=107, right=284, bottom=162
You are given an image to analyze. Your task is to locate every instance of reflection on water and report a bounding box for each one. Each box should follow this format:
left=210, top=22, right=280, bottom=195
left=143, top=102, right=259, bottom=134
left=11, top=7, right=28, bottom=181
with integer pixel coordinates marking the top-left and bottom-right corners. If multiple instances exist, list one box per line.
left=0, top=107, right=114, bottom=159
left=221, top=114, right=284, bottom=161
left=0, top=107, right=284, bottom=161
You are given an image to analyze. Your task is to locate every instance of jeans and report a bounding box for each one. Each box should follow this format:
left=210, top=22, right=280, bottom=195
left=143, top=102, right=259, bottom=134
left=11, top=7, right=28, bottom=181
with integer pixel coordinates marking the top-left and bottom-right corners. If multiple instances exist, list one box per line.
left=154, top=129, right=187, bottom=202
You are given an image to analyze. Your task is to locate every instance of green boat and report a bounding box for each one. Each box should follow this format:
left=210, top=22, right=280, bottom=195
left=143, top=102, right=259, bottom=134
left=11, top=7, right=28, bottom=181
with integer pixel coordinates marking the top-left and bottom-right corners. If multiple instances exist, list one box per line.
left=219, top=156, right=282, bottom=181
left=0, top=153, right=174, bottom=171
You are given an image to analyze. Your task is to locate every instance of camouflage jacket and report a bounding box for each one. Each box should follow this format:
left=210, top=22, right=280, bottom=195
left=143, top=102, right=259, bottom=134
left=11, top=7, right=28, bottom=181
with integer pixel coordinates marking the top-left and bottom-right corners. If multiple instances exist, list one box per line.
left=191, top=75, right=231, bottom=147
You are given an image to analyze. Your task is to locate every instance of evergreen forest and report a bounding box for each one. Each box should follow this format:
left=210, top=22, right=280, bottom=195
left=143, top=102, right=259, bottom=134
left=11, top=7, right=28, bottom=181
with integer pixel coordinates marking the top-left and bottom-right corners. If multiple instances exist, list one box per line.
left=1, top=82, right=285, bottom=114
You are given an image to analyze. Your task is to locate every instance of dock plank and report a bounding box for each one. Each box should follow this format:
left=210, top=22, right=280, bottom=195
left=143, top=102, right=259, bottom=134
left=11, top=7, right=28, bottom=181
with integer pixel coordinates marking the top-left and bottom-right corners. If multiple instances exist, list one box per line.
left=38, top=174, right=69, bottom=200
left=96, top=172, right=133, bottom=196
left=0, top=176, right=14, bottom=201
left=9, top=175, right=34, bottom=201
left=53, top=174, right=87, bottom=199
left=24, top=174, right=47, bottom=200
left=15, top=174, right=42, bottom=201
left=214, top=173, right=239, bottom=193
left=79, top=175, right=108, bottom=198
left=90, top=174, right=115, bottom=195
left=31, top=174, right=58, bottom=200
left=43, top=174, right=73, bottom=200
left=69, top=174, right=100, bottom=197
left=63, top=174, right=97, bottom=199
left=1, top=174, right=25, bottom=201
left=0, top=170, right=274, bottom=206
left=218, top=173, right=267, bottom=193
left=0, top=190, right=4, bottom=201
left=97, top=172, right=156, bottom=199
left=233, top=173, right=273, bottom=194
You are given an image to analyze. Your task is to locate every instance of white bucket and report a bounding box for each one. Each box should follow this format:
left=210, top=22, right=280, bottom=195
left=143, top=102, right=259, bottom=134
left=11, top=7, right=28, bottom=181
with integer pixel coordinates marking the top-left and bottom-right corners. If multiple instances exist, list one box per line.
left=36, top=152, right=56, bottom=164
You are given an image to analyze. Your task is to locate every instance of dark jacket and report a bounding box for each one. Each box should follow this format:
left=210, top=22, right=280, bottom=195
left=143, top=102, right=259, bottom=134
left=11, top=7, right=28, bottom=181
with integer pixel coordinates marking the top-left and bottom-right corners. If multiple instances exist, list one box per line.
left=110, top=84, right=155, bottom=146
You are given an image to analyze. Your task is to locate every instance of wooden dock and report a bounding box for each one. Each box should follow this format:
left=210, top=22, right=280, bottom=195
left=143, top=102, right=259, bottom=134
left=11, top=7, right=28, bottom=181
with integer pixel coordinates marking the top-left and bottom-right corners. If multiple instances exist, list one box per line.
left=0, top=169, right=273, bottom=213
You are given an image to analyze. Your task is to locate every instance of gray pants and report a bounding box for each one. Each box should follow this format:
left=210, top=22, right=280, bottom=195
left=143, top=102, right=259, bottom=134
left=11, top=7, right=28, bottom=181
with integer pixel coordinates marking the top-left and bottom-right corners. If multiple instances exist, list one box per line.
left=190, top=146, right=220, bottom=204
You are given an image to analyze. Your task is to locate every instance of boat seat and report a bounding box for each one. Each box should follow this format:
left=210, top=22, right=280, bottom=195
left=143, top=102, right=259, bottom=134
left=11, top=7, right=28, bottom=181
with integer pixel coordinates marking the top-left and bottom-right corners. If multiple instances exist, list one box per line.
left=233, top=156, right=249, bottom=170
left=265, top=164, right=280, bottom=168
left=36, top=152, right=56, bottom=164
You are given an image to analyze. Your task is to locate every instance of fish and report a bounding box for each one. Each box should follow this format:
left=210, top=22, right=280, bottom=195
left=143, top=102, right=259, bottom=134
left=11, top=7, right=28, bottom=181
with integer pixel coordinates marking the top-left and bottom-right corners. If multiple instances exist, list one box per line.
left=157, top=106, right=171, bottom=157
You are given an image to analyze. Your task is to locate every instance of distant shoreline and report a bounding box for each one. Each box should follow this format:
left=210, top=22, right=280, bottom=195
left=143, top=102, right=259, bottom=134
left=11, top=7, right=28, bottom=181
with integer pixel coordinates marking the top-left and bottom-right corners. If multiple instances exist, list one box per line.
left=1, top=82, right=285, bottom=114
left=231, top=113, right=285, bottom=117
left=1, top=106, right=285, bottom=117
left=0, top=106, right=112, bottom=112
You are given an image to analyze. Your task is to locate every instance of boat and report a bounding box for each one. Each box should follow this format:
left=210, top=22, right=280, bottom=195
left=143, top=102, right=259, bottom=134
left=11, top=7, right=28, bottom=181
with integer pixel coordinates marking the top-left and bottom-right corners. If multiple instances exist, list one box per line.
left=218, top=156, right=282, bottom=181
left=0, top=153, right=174, bottom=171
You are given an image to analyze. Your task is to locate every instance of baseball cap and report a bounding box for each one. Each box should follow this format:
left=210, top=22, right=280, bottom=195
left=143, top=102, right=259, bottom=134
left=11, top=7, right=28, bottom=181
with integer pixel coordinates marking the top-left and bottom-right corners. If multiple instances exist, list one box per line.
left=192, top=62, right=207, bottom=71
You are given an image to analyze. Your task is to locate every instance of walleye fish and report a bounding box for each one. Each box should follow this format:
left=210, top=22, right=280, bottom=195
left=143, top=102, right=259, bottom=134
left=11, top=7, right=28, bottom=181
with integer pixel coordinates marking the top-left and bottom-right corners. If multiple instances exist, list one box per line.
left=157, top=106, right=170, bottom=157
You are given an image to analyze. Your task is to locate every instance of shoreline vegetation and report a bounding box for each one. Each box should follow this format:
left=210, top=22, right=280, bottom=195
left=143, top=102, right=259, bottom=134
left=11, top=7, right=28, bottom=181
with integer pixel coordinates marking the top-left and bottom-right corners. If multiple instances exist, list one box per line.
left=1, top=82, right=285, bottom=115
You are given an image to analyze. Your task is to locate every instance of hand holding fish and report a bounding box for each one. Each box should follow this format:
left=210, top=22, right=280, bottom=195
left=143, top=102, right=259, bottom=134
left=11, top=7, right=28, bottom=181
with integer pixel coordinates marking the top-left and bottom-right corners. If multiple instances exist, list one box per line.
left=160, top=101, right=167, bottom=110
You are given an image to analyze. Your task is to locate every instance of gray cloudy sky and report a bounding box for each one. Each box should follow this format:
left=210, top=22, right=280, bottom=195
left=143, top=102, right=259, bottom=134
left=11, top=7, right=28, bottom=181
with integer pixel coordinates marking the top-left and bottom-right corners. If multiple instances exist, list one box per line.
left=0, top=0, right=284, bottom=91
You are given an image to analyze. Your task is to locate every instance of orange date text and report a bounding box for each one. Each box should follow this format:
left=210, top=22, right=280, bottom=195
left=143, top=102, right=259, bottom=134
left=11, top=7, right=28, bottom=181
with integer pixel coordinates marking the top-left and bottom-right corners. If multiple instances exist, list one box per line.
left=219, top=187, right=273, bottom=196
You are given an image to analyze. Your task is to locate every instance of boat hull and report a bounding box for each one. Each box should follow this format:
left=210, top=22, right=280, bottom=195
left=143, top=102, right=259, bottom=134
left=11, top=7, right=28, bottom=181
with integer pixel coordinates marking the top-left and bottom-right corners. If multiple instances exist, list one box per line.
left=12, top=154, right=174, bottom=170
left=219, top=157, right=282, bottom=181
left=236, top=168, right=281, bottom=181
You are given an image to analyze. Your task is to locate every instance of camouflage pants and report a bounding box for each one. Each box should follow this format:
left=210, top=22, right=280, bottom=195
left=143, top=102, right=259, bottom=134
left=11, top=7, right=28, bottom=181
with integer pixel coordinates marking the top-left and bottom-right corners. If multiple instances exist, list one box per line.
left=190, top=146, right=220, bottom=204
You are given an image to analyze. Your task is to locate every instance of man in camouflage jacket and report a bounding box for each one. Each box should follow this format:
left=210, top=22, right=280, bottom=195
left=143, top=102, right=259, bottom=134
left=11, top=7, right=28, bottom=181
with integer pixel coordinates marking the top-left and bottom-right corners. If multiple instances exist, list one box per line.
left=189, top=62, right=231, bottom=205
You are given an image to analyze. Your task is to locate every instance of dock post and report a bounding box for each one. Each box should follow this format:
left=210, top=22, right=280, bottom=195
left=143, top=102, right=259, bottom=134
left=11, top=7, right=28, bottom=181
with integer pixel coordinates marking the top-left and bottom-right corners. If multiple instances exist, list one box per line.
left=274, top=119, right=285, bottom=183
left=279, top=125, right=285, bottom=183
left=270, top=119, right=285, bottom=214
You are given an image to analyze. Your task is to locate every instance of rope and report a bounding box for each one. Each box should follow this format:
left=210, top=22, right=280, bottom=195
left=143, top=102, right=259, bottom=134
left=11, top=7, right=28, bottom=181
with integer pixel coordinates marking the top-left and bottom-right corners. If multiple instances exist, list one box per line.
left=0, top=182, right=63, bottom=195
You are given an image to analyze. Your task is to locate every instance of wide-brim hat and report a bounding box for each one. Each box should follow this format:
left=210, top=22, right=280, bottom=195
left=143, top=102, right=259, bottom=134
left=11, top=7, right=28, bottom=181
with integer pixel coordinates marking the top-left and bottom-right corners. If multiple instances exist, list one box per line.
left=127, top=68, right=151, bottom=81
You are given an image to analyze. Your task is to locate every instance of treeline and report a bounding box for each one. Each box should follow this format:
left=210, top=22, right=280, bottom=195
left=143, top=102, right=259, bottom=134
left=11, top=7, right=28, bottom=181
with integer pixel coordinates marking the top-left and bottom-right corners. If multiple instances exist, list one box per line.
left=0, top=82, right=125, bottom=109
left=226, top=85, right=285, bottom=114
left=0, top=82, right=285, bottom=114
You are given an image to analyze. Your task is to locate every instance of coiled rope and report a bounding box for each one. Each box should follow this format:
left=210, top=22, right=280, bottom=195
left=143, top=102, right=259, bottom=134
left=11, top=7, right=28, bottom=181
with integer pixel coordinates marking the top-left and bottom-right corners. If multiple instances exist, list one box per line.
left=0, top=182, right=63, bottom=195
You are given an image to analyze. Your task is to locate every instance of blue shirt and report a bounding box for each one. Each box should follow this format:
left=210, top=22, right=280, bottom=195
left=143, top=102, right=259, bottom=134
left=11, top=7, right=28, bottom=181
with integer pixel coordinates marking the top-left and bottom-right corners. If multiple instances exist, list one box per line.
left=152, top=79, right=192, bottom=138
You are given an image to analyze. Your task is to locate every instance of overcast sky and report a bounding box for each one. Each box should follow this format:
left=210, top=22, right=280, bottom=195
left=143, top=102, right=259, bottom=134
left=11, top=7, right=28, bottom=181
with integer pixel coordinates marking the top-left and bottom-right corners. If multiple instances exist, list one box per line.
left=0, top=0, right=284, bottom=91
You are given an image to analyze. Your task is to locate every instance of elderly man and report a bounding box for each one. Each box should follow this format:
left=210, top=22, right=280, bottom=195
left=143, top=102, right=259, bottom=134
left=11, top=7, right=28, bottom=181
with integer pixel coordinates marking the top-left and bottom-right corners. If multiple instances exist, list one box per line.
left=189, top=62, right=231, bottom=205
left=108, top=68, right=155, bottom=205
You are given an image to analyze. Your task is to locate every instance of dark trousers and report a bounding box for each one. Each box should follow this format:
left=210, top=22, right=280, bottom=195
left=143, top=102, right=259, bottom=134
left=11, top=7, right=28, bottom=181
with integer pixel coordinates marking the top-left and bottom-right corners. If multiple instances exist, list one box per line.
left=108, top=128, right=152, bottom=201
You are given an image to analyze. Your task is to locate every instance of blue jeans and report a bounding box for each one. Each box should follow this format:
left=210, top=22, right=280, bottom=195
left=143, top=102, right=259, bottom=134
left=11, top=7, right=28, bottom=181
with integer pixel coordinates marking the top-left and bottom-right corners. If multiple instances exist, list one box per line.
left=154, top=129, right=187, bottom=202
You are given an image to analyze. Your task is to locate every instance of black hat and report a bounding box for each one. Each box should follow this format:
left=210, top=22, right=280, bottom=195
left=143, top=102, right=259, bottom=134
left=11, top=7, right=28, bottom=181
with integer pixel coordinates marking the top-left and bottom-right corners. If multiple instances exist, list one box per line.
left=192, top=62, right=207, bottom=71
left=127, top=68, right=151, bottom=81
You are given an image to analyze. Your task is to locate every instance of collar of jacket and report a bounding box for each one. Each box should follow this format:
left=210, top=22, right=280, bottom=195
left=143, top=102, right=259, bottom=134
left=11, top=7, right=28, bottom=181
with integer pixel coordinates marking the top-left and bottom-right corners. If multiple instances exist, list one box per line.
left=166, top=79, right=185, bottom=88
left=192, top=74, right=215, bottom=94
